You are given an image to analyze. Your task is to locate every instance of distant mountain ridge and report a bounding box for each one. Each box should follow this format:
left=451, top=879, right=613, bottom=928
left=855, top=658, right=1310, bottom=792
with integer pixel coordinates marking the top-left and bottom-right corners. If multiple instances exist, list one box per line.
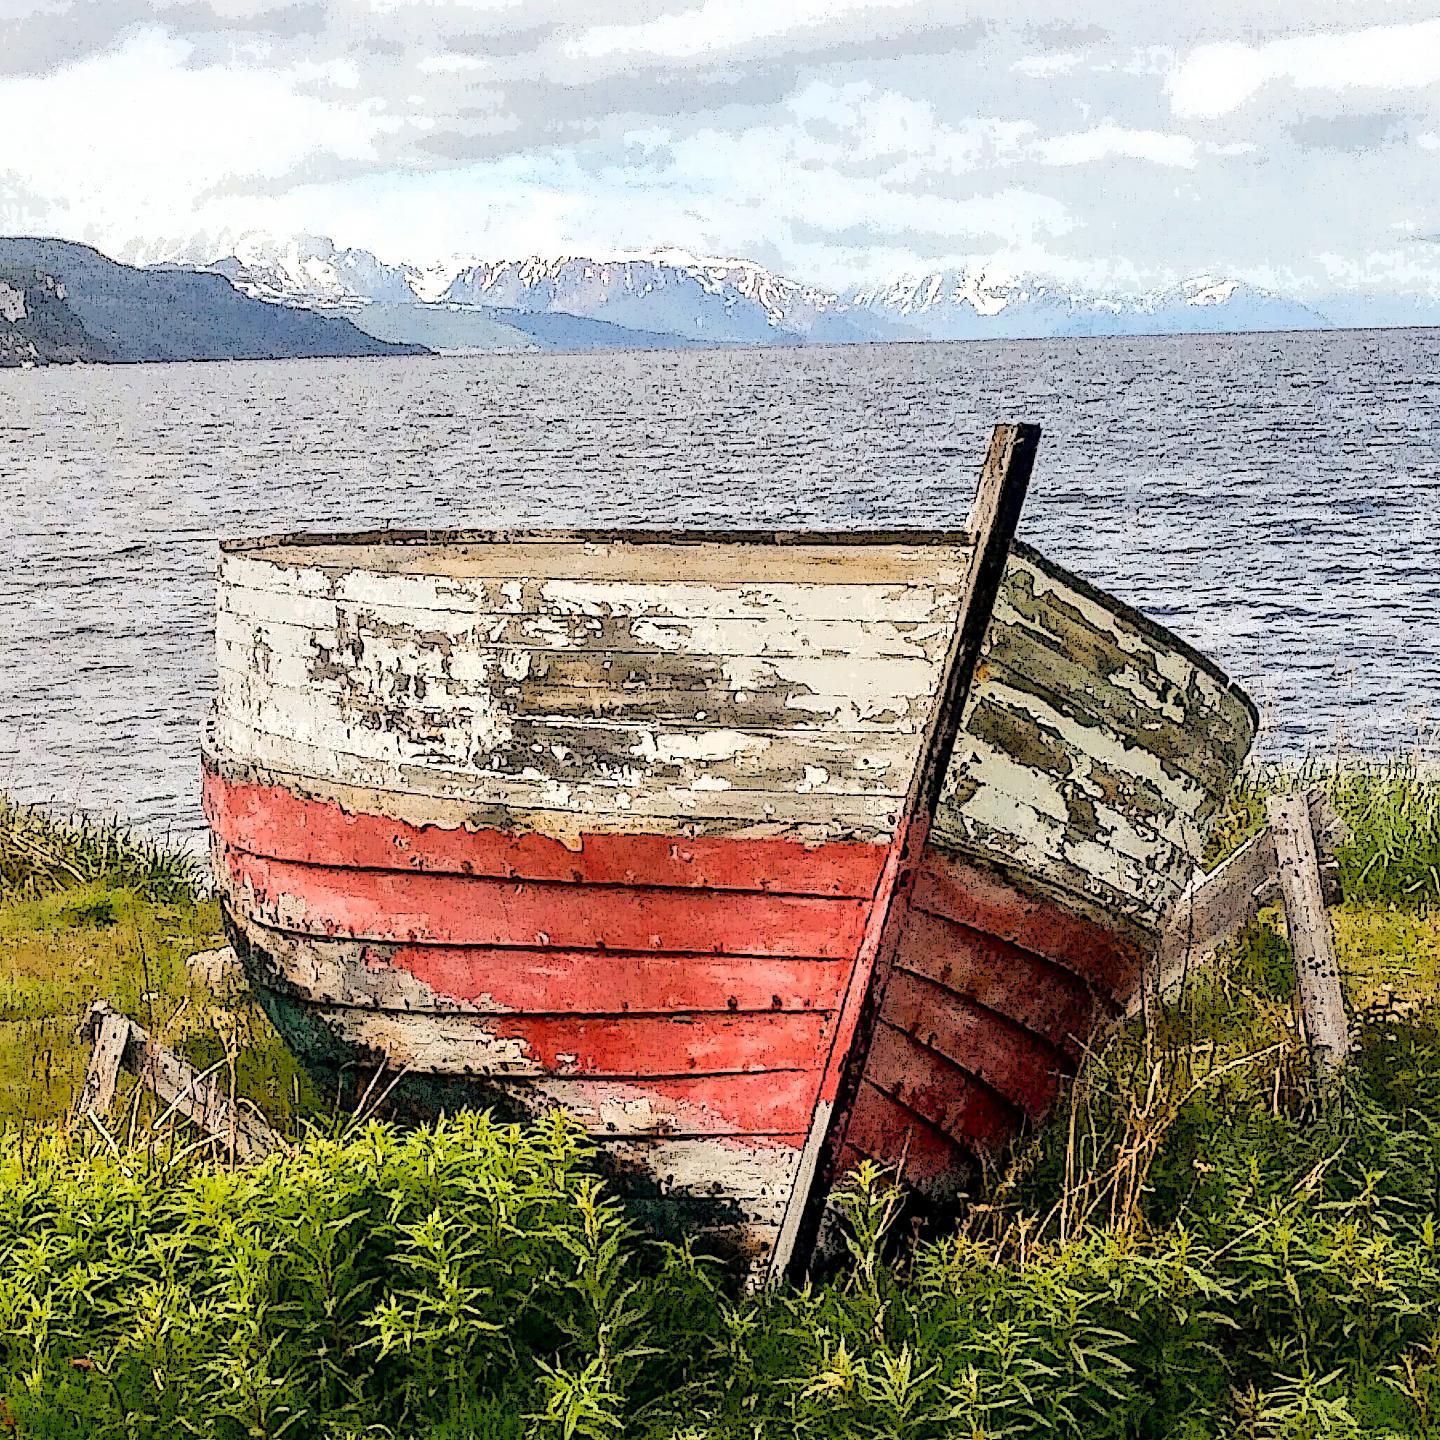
left=0, top=266, right=110, bottom=366
left=166, top=233, right=1334, bottom=349
left=0, top=237, right=425, bottom=366
left=847, top=270, right=1327, bottom=338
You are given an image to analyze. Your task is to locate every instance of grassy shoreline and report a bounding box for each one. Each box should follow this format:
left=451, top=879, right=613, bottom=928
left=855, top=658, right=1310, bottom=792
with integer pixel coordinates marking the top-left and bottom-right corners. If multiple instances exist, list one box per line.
left=1, top=764, right=1439, bottom=1437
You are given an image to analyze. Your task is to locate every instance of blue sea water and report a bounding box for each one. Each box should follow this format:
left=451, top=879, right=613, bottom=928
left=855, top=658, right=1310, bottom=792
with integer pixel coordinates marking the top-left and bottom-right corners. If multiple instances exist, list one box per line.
left=1, top=328, right=1436, bottom=842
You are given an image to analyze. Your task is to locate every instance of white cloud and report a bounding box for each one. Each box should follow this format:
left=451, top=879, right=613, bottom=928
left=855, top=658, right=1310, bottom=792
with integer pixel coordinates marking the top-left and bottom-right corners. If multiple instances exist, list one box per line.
left=0, top=29, right=401, bottom=246
left=1011, top=51, right=1082, bottom=79
left=564, top=0, right=924, bottom=65
left=1036, top=123, right=1198, bottom=168
left=1170, top=18, right=1440, bottom=118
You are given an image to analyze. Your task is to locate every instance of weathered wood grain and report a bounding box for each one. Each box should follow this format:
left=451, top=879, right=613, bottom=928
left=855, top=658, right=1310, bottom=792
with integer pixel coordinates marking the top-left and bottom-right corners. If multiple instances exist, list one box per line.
left=218, top=644, right=943, bottom=735
left=219, top=558, right=974, bottom=623
left=215, top=673, right=928, bottom=795
left=1140, top=789, right=1346, bottom=1011
left=931, top=549, right=1258, bottom=944
left=216, top=602, right=953, bottom=663
left=77, top=1003, right=280, bottom=1162
left=73, top=1007, right=129, bottom=1123
left=841, top=1081, right=968, bottom=1194
left=862, top=1023, right=1019, bottom=1156
left=227, top=908, right=853, bottom=1016
left=1268, top=793, right=1351, bottom=1078
left=205, top=735, right=902, bottom=846
left=212, top=718, right=908, bottom=836
left=232, top=537, right=974, bottom=586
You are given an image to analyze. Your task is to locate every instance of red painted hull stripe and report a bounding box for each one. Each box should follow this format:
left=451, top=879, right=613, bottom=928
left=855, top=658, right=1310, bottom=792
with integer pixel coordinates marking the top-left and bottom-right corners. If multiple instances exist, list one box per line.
left=841, top=1085, right=968, bottom=1182
left=877, top=970, right=1067, bottom=1120
left=365, top=943, right=850, bottom=1014
left=912, top=849, right=1143, bottom=1002
left=329, top=1010, right=834, bottom=1078
left=204, top=770, right=888, bottom=898
left=223, top=848, right=871, bottom=959
left=891, top=906, right=1102, bottom=1058
left=865, top=1024, right=1019, bottom=1154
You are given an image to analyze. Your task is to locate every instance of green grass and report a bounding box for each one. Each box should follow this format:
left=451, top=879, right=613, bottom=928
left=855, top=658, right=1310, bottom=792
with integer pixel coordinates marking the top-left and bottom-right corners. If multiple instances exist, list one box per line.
left=0, top=802, right=319, bottom=1131
left=1203, top=757, right=1440, bottom=904
left=0, top=770, right=1439, bottom=1438
left=0, top=797, right=200, bottom=904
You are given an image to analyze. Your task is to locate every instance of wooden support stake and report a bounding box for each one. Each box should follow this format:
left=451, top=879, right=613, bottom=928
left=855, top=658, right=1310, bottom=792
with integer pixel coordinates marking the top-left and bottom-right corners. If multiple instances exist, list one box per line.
left=1138, top=788, right=1346, bottom=1013
left=1266, top=793, right=1352, bottom=1079
left=75, top=1001, right=283, bottom=1162
left=73, top=1008, right=130, bottom=1124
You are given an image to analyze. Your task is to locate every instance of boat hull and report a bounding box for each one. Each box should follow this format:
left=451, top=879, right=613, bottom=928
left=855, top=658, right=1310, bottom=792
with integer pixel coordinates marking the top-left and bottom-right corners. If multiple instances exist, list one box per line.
left=205, top=519, right=1256, bottom=1275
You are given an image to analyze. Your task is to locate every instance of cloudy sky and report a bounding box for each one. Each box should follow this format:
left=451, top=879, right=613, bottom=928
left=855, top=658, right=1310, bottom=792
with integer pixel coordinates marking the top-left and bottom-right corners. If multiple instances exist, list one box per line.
left=4, top=0, right=1440, bottom=304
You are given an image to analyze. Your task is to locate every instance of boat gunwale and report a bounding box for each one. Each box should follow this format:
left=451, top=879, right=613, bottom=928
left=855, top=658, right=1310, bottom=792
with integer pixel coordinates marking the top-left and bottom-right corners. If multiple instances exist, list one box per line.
left=217, top=527, right=1259, bottom=731
left=1009, top=540, right=1260, bottom=733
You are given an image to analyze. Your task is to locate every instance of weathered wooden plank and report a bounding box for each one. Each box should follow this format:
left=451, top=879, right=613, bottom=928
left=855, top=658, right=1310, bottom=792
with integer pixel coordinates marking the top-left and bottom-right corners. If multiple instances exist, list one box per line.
left=73, top=1007, right=129, bottom=1122
left=878, top=970, right=1069, bottom=1121
left=210, top=718, right=908, bottom=836
left=216, top=601, right=953, bottom=663
left=219, top=561, right=971, bottom=624
left=218, top=644, right=943, bottom=735
left=486, top=1072, right=821, bottom=1136
left=220, top=846, right=872, bottom=959
left=1140, top=788, right=1346, bottom=1011
left=78, top=1004, right=280, bottom=1162
left=304, top=1005, right=832, bottom=1078
left=206, top=770, right=888, bottom=896
left=229, top=910, right=853, bottom=1016
left=1268, top=793, right=1351, bottom=1079
left=232, top=538, right=974, bottom=586
left=214, top=671, right=927, bottom=795
left=893, top=905, right=1101, bottom=1059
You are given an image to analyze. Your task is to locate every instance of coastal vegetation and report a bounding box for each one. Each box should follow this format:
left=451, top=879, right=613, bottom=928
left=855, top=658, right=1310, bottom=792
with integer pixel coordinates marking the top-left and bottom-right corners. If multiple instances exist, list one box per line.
left=1, top=763, right=1438, bottom=1438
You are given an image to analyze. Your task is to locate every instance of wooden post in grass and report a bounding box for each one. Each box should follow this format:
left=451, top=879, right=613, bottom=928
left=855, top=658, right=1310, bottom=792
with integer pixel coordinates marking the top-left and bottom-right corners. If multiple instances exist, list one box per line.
left=73, top=1001, right=283, bottom=1161
left=73, top=1007, right=130, bottom=1122
left=1267, top=793, right=1352, bottom=1080
left=1137, top=789, right=1345, bottom=1015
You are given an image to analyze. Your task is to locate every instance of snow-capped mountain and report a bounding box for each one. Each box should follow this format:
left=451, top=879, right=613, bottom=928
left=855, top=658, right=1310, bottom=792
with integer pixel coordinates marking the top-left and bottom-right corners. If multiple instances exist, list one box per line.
left=848, top=269, right=1326, bottom=339
left=440, top=252, right=900, bottom=344
left=152, top=231, right=1334, bottom=347
left=199, top=233, right=434, bottom=307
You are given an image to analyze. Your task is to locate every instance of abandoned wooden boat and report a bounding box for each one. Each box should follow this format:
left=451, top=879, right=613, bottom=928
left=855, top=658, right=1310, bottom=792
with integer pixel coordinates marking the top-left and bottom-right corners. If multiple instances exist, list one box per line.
left=203, top=424, right=1257, bottom=1280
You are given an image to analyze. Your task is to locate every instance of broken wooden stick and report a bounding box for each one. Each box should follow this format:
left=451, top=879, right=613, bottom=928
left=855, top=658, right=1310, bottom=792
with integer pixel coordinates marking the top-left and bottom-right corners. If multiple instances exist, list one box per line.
left=73, top=1001, right=283, bottom=1163
left=1267, top=793, right=1352, bottom=1078
left=1135, top=788, right=1346, bottom=1014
